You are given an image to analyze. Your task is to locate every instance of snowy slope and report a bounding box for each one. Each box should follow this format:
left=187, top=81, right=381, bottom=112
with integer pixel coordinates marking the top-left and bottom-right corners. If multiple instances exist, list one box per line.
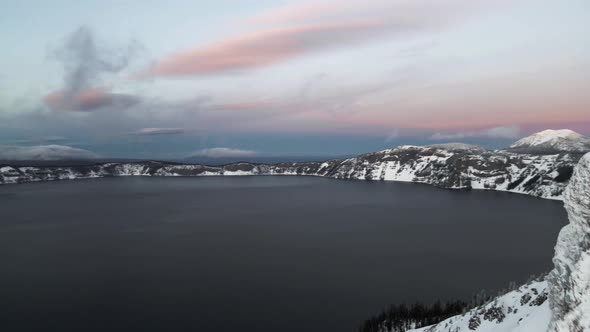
left=548, top=153, right=590, bottom=331
left=510, top=130, right=590, bottom=153
left=321, top=145, right=578, bottom=200
left=408, top=280, right=551, bottom=332
left=398, top=153, right=590, bottom=332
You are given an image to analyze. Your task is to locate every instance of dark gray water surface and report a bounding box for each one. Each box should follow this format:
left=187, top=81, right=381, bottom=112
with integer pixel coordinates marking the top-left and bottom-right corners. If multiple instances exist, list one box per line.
left=0, top=176, right=567, bottom=332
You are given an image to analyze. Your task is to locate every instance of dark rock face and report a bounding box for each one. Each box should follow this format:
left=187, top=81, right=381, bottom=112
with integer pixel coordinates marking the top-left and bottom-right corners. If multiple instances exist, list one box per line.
left=483, top=307, right=506, bottom=323
left=468, top=316, right=481, bottom=330
left=530, top=291, right=548, bottom=307
left=520, top=293, right=532, bottom=306
left=0, top=146, right=583, bottom=200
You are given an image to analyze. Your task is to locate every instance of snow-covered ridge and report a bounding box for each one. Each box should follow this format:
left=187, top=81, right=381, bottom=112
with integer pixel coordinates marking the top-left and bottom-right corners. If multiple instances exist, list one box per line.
left=3, top=130, right=590, bottom=199
left=0, top=144, right=584, bottom=200
left=510, top=129, right=590, bottom=153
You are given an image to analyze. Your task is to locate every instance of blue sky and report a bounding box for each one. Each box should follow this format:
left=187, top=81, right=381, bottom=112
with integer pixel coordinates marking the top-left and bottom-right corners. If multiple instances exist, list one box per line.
left=1, top=0, right=589, bottom=159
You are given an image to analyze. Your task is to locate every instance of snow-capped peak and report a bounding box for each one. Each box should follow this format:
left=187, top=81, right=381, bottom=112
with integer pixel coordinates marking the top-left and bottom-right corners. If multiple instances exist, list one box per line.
left=510, top=129, right=590, bottom=153
left=515, top=129, right=584, bottom=144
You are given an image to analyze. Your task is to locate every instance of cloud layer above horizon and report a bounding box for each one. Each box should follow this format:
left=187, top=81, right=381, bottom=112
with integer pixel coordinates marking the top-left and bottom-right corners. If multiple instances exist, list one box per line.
left=1, top=0, right=589, bottom=159
left=138, top=0, right=475, bottom=78
left=0, top=145, right=98, bottom=160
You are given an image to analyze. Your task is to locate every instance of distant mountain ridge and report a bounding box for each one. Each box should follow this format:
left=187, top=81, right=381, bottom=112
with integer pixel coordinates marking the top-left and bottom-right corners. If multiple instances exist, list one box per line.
left=1, top=130, right=589, bottom=200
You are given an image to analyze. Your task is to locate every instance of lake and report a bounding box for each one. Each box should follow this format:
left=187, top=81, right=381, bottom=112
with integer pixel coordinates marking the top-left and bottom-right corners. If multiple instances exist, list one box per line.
left=0, top=176, right=567, bottom=332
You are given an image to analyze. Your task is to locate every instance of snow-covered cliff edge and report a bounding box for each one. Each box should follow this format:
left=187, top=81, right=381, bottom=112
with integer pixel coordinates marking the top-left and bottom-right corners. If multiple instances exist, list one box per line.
left=548, top=153, right=590, bottom=331
left=395, top=153, right=590, bottom=332
left=410, top=280, right=552, bottom=332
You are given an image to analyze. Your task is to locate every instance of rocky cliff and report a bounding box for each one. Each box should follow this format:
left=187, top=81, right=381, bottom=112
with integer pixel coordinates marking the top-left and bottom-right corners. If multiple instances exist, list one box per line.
left=548, top=153, right=590, bottom=331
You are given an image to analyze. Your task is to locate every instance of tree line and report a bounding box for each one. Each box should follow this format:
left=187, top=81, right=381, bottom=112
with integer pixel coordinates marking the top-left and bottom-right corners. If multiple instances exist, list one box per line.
left=358, top=286, right=501, bottom=332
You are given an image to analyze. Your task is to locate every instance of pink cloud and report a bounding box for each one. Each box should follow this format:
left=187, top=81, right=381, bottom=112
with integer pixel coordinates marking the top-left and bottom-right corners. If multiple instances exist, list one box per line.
left=139, top=21, right=385, bottom=78
left=138, top=0, right=479, bottom=78
left=191, top=63, right=590, bottom=137
left=44, top=88, right=113, bottom=111
left=44, top=88, right=137, bottom=112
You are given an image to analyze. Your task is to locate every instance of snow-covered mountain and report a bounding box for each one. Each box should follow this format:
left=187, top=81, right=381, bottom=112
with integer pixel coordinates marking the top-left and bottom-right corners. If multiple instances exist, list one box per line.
left=510, top=129, right=590, bottom=153
left=0, top=147, right=581, bottom=199
left=2, top=130, right=589, bottom=200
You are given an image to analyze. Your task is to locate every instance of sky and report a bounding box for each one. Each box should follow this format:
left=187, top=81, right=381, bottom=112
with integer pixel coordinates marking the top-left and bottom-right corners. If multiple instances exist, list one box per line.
left=0, top=0, right=589, bottom=160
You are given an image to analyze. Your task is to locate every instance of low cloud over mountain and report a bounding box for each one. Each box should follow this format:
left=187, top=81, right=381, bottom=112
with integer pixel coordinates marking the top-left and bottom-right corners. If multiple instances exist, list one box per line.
left=430, top=126, right=521, bottom=141
left=0, top=145, right=98, bottom=160
left=190, top=147, right=258, bottom=158
left=132, top=128, right=185, bottom=136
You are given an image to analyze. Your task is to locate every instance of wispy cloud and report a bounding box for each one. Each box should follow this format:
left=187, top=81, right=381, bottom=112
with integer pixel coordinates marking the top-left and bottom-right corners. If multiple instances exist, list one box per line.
left=139, top=0, right=478, bottom=78
left=0, top=145, right=98, bottom=160
left=190, top=147, right=258, bottom=158
left=45, top=26, right=142, bottom=112
left=430, top=126, right=521, bottom=141
left=44, top=88, right=138, bottom=112
left=139, top=21, right=385, bottom=78
left=4, top=136, right=69, bottom=145
left=132, top=128, right=185, bottom=136
left=52, top=26, right=142, bottom=91
left=385, top=129, right=401, bottom=143
left=37, top=136, right=68, bottom=143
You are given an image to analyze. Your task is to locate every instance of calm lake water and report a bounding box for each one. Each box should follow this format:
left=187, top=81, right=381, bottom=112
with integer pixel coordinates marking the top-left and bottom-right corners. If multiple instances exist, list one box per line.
left=0, top=176, right=567, bottom=332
